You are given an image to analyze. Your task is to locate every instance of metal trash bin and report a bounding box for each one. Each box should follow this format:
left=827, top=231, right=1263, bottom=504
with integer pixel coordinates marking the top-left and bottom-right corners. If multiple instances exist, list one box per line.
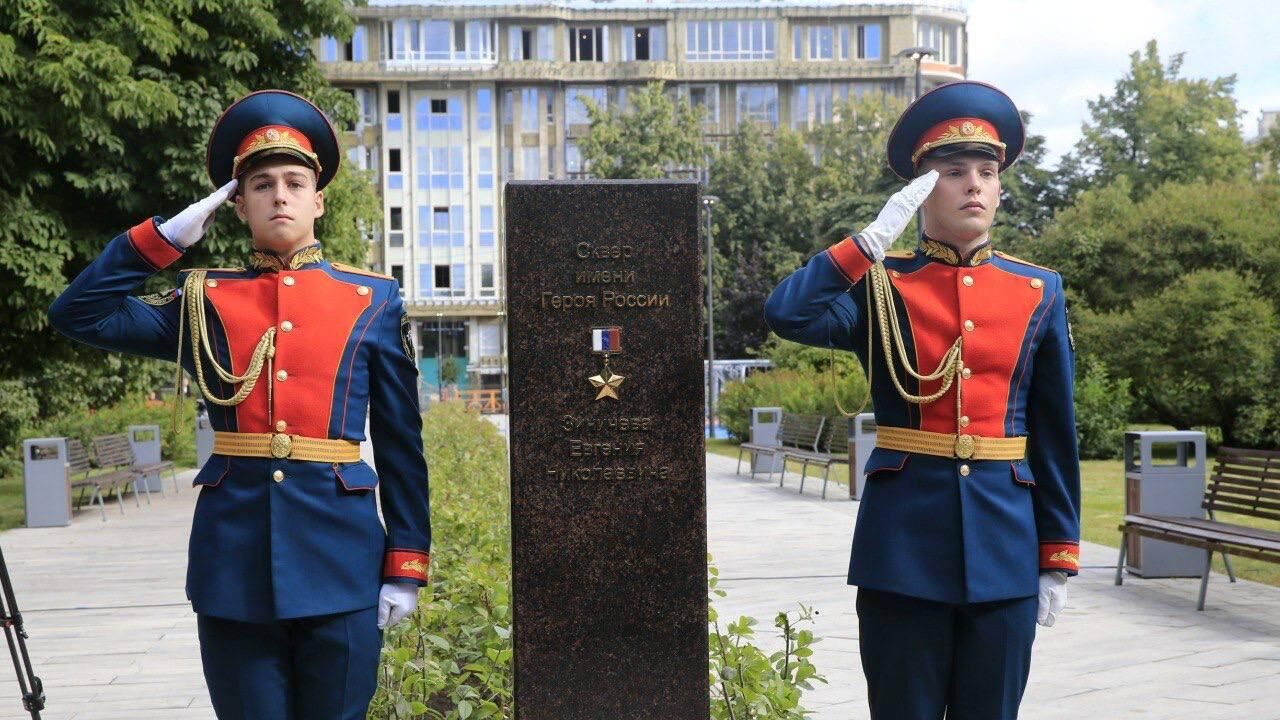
left=195, top=404, right=214, bottom=469
left=1122, top=430, right=1207, bottom=578
left=128, top=424, right=164, bottom=492
left=23, top=437, right=72, bottom=528
left=749, top=407, right=785, bottom=474
left=851, top=413, right=877, bottom=500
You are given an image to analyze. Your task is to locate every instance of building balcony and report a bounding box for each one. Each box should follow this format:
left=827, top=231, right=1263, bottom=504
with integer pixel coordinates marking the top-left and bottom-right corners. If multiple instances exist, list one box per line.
left=405, top=296, right=505, bottom=318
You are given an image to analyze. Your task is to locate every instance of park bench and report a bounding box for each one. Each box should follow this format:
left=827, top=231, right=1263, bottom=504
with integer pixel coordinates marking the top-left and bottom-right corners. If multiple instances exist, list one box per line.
left=66, top=438, right=120, bottom=522
left=778, top=416, right=850, bottom=500
left=1115, top=446, right=1280, bottom=610
left=735, top=412, right=826, bottom=483
left=91, top=433, right=152, bottom=511
left=124, top=427, right=179, bottom=495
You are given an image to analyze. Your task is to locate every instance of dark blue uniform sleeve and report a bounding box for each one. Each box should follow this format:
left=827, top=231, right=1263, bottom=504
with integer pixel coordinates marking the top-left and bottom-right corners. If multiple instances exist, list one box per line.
left=46, top=217, right=186, bottom=363
left=369, top=285, right=433, bottom=586
left=1026, top=272, right=1083, bottom=576
left=763, top=236, right=875, bottom=349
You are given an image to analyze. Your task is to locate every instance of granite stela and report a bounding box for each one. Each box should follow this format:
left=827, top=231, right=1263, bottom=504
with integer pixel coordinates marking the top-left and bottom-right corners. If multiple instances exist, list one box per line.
left=504, top=181, right=710, bottom=719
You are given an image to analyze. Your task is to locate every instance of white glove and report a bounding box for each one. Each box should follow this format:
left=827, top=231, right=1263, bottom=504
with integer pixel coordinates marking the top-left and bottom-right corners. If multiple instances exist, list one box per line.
left=1037, top=571, right=1068, bottom=627
left=855, top=169, right=938, bottom=262
left=376, top=582, right=420, bottom=630
left=158, top=179, right=238, bottom=249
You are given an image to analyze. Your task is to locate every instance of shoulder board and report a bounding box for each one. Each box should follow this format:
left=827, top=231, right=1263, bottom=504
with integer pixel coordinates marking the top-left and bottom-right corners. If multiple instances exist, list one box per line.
left=186, top=267, right=247, bottom=273
left=331, top=261, right=392, bottom=280
left=884, top=250, right=917, bottom=259
left=994, top=251, right=1055, bottom=273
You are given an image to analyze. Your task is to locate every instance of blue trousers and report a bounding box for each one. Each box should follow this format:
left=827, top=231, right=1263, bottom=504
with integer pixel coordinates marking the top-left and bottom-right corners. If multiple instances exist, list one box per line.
left=856, top=588, right=1037, bottom=720
left=196, top=606, right=383, bottom=719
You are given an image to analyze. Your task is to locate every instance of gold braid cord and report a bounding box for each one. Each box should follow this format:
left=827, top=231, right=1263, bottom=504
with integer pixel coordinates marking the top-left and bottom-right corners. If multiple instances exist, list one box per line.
left=832, top=262, right=965, bottom=422
left=170, top=270, right=276, bottom=433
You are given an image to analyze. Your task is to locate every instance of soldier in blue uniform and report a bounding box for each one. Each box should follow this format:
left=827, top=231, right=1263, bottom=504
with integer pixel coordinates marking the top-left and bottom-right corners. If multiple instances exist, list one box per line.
left=48, top=90, right=431, bottom=719
left=764, top=81, right=1080, bottom=719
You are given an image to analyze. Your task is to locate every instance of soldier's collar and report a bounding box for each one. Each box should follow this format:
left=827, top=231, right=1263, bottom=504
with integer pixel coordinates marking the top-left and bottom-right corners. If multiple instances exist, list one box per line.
left=249, top=242, right=325, bottom=272
left=919, top=235, right=993, bottom=267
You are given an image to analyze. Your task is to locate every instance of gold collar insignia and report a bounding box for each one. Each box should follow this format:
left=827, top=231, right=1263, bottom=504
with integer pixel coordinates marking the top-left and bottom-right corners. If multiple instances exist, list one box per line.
left=920, top=237, right=993, bottom=267
left=250, top=244, right=325, bottom=272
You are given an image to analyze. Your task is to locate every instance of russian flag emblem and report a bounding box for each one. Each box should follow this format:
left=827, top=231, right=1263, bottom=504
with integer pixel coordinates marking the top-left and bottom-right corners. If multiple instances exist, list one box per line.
left=592, top=326, right=622, bottom=354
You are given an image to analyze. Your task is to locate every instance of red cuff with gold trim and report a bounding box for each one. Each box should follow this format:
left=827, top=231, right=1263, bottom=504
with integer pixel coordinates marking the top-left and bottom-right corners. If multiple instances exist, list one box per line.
left=383, top=549, right=431, bottom=583
left=126, top=217, right=183, bottom=270
left=826, top=235, right=875, bottom=284
left=1040, top=542, right=1080, bottom=573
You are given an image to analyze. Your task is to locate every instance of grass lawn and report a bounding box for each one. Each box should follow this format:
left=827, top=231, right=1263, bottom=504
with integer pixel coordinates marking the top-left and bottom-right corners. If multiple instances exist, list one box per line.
left=708, top=438, right=1279, bottom=587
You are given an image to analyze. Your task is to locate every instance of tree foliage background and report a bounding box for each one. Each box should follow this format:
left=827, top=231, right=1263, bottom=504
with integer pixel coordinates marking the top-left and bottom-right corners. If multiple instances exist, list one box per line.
left=578, top=40, right=1279, bottom=450
left=0, top=0, right=379, bottom=441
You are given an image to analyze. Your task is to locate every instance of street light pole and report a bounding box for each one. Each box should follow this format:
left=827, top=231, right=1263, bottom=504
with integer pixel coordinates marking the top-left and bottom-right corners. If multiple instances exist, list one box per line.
left=702, top=194, right=719, bottom=440
left=895, top=46, right=937, bottom=240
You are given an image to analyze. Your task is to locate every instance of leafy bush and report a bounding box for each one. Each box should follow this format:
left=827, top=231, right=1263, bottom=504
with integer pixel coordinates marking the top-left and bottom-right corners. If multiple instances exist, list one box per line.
left=1073, top=356, right=1131, bottom=460
left=371, top=402, right=824, bottom=719
left=719, top=339, right=870, bottom=441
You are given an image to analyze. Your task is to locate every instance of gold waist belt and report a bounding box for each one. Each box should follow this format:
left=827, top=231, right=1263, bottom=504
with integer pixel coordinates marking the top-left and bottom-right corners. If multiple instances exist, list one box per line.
left=213, top=431, right=361, bottom=463
left=876, top=426, right=1026, bottom=461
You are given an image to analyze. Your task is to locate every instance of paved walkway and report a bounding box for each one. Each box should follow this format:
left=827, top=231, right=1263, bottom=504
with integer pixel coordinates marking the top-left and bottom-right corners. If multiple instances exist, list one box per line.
left=706, top=452, right=1280, bottom=720
left=0, top=452, right=1277, bottom=718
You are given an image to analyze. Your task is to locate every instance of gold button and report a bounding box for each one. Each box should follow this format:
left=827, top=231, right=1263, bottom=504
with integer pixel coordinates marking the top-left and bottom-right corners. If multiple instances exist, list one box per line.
left=283, top=276, right=296, bottom=286
left=961, top=367, right=972, bottom=379
left=959, top=464, right=971, bottom=477
left=1030, top=278, right=1043, bottom=289
left=959, top=415, right=970, bottom=427
left=272, top=470, right=284, bottom=483
left=964, top=320, right=975, bottom=332
left=206, top=279, right=218, bottom=288
left=357, top=286, right=370, bottom=296
left=891, top=270, right=901, bottom=278
left=275, top=420, right=287, bottom=432
left=962, top=276, right=974, bottom=286
left=281, top=320, right=293, bottom=332
left=276, top=369, right=288, bottom=381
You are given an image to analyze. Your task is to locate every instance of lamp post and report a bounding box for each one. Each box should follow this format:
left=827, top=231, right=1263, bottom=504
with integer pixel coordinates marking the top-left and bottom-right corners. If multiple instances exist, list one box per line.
left=895, top=46, right=937, bottom=101
left=435, top=312, right=444, bottom=402
left=895, top=45, right=937, bottom=240
left=702, top=194, right=719, bottom=440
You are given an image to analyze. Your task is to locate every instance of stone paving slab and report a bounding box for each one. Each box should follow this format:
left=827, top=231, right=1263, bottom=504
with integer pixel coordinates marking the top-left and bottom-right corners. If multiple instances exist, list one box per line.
left=1, top=452, right=1278, bottom=718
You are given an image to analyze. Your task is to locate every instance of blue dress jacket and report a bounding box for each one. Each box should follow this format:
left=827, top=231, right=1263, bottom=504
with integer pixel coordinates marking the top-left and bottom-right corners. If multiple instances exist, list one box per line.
left=764, top=235, right=1081, bottom=604
left=48, top=217, right=432, bottom=622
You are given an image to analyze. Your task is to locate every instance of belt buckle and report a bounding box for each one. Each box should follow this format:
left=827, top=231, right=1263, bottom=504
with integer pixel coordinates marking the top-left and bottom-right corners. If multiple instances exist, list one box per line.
left=270, top=433, right=293, bottom=459
left=954, top=434, right=975, bottom=459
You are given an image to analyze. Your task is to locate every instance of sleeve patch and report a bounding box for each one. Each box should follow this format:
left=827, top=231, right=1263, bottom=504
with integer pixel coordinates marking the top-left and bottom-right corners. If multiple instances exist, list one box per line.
left=400, top=313, right=417, bottom=364
left=138, top=288, right=179, bottom=306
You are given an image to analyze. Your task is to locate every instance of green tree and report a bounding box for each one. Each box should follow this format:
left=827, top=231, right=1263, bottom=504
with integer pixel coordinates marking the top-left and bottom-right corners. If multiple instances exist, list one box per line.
left=992, top=111, right=1068, bottom=254
left=1063, top=39, right=1250, bottom=200
left=0, top=0, right=379, bottom=419
left=577, top=81, right=707, bottom=179
left=1078, top=270, right=1278, bottom=446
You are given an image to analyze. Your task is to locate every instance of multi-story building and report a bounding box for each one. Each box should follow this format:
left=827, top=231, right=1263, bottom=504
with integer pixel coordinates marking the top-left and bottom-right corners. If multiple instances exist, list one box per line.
left=316, top=0, right=968, bottom=402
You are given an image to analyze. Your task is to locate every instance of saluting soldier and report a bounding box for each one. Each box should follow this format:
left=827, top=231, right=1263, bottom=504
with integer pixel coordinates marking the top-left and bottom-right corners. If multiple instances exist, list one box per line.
left=764, top=81, right=1080, bottom=720
left=48, top=90, right=431, bottom=719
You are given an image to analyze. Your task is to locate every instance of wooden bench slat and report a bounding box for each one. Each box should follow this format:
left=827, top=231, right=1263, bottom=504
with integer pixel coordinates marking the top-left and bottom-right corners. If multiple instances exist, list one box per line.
left=1217, top=446, right=1280, bottom=460
left=1124, top=514, right=1280, bottom=552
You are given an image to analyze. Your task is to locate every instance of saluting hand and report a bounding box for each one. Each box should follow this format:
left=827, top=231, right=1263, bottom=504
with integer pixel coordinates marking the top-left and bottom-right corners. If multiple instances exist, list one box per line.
left=855, top=169, right=938, bottom=262
left=158, top=178, right=238, bottom=249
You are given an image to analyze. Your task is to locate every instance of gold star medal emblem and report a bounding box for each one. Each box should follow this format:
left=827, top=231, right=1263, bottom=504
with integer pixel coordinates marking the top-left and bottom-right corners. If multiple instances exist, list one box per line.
left=588, top=326, right=625, bottom=401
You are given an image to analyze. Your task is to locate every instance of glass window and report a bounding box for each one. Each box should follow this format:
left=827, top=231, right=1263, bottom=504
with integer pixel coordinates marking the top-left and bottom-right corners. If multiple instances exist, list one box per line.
left=433, top=207, right=449, bottom=231
left=431, top=147, right=448, bottom=189
left=424, top=20, right=450, bottom=60
left=434, top=265, right=450, bottom=292
left=352, top=26, right=367, bottom=61
left=522, top=146, right=541, bottom=180
left=736, top=84, right=778, bottom=127
left=858, top=24, right=882, bottom=60
left=481, top=264, right=494, bottom=289
left=478, top=147, right=493, bottom=189
left=389, top=206, right=403, bottom=247
left=477, top=88, right=492, bottom=131
left=809, top=26, right=833, bottom=60
left=686, top=20, right=774, bottom=61
left=451, top=204, right=465, bottom=247
left=320, top=36, right=338, bottom=62
left=566, top=85, right=606, bottom=125
left=840, top=25, right=849, bottom=60
left=479, top=205, right=495, bottom=247
left=521, top=87, right=540, bottom=132
left=450, top=146, right=464, bottom=189
left=537, top=25, right=553, bottom=60
left=569, top=26, right=604, bottom=62
left=452, top=263, right=466, bottom=293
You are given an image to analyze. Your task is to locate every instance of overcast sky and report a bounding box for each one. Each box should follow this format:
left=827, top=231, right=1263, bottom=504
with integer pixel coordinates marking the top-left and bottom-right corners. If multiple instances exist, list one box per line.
left=963, top=0, right=1280, bottom=168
